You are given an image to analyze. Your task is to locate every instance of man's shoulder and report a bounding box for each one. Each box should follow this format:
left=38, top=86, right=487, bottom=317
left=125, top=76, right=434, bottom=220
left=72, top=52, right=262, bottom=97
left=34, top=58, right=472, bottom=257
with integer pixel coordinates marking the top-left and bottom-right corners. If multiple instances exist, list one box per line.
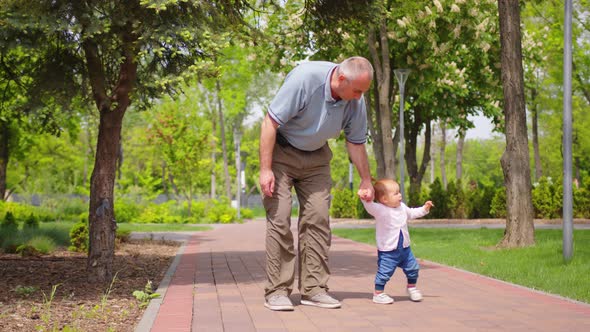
left=297, top=60, right=337, bottom=70
left=290, top=61, right=336, bottom=79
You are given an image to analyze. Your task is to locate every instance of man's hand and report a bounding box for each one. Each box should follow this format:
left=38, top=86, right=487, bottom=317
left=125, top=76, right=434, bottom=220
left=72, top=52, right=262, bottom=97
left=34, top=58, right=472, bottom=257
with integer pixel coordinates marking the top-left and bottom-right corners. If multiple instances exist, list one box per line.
left=357, top=179, right=374, bottom=202
left=259, top=168, right=275, bottom=197
left=423, top=201, right=434, bottom=212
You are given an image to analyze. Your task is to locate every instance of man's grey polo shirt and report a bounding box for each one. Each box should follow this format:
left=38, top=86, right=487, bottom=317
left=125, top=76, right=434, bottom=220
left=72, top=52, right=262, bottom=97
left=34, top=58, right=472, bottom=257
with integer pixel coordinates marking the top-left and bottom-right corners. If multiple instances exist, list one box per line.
left=268, top=61, right=368, bottom=152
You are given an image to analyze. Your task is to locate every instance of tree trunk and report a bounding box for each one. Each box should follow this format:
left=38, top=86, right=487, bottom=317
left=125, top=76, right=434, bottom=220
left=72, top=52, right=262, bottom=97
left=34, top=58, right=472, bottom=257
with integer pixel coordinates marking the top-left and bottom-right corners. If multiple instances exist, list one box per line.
left=430, top=134, right=435, bottom=184
left=116, top=137, right=123, bottom=181
left=216, top=80, right=231, bottom=199
left=366, top=86, right=385, bottom=178
left=161, top=161, right=167, bottom=195
left=531, top=87, right=542, bottom=180
left=0, top=120, right=8, bottom=201
left=456, top=131, right=465, bottom=180
left=574, top=156, right=583, bottom=188
left=88, top=109, right=124, bottom=283
left=83, top=119, right=93, bottom=187
left=211, top=150, right=217, bottom=199
left=439, top=121, right=447, bottom=189
left=84, top=31, right=137, bottom=282
left=497, top=0, right=535, bottom=248
left=406, top=110, right=431, bottom=206
left=168, top=172, right=179, bottom=197
left=367, top=18, right=396, bottom=179
left=211, top=104, right=217, bottom=199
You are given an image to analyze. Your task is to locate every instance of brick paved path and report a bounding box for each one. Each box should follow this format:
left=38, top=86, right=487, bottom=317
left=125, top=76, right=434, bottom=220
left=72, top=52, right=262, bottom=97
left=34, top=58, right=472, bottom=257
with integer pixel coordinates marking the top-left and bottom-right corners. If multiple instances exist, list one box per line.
left=137, top=220, right=590, bottom=332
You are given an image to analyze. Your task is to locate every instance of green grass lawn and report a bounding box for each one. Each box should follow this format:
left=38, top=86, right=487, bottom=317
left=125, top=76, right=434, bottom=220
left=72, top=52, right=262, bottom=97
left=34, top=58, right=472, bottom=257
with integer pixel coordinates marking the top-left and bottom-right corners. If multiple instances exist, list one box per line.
left=332, top=227, right=590, bottom=304
left=116, top=223, right=212, bottom=232
left=1, top=222, right=212, bottom=249
left=1, top=222, right=213, bottom=252
left=38, top=222, right=213, bottom=233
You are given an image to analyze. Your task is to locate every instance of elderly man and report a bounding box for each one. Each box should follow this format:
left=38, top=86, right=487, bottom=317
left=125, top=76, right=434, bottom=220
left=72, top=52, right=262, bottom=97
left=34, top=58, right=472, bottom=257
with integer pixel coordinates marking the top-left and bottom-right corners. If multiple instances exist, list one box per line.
left=259, top=56, right=375, bottom=311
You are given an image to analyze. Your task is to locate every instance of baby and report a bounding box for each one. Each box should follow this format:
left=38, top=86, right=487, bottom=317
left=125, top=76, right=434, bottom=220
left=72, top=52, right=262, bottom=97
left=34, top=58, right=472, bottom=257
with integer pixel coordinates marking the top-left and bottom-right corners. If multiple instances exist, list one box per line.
left=359, top=179, right=433, bottom=304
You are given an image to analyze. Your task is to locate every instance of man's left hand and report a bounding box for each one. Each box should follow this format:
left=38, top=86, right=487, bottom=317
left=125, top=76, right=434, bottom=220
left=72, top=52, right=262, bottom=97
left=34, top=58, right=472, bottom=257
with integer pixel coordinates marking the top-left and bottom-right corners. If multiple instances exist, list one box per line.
left=357, top=180, right=374, bottom=202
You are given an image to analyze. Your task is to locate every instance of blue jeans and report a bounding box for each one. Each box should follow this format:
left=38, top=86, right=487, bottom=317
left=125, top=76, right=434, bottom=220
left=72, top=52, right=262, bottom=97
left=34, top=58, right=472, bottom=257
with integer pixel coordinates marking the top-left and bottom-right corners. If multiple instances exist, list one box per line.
left=375, top=232, right=419, bottom=291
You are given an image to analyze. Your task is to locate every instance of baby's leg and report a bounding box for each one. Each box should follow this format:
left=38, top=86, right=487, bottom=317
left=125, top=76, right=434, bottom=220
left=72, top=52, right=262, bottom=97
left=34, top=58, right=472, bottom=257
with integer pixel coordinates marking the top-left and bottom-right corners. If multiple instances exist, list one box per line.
left=374, top=250, right=400, bottom=292
left=373, top=250, right=400, bottom=304
left=400, top=247, right=422, bottom=301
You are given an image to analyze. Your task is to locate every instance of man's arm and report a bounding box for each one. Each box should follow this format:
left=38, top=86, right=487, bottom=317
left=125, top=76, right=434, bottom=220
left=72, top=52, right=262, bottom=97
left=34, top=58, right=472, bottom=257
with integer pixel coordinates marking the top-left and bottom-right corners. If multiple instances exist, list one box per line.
left=259, top=113, right=279, bottom=197
left=346, top=141, right=374, bottom=201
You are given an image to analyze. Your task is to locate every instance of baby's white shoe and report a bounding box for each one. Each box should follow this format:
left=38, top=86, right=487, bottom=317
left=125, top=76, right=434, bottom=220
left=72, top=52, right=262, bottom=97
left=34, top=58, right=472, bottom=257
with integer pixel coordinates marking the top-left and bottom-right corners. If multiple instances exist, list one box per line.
left=407, top=287, right=423, bottom=302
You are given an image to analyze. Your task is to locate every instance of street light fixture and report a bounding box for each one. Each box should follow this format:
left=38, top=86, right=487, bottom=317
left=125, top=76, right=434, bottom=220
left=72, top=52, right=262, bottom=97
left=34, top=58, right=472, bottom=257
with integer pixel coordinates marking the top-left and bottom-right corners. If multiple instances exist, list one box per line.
left=394, top=69, right=411, bottom=201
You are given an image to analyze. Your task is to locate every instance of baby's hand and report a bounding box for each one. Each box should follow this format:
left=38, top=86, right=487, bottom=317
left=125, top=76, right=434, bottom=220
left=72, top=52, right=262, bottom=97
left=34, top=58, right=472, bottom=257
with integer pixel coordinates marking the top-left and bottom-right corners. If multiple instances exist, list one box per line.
left=357, top=189, right=371, bottom=202
left=423, top=201, right=434, bottom=212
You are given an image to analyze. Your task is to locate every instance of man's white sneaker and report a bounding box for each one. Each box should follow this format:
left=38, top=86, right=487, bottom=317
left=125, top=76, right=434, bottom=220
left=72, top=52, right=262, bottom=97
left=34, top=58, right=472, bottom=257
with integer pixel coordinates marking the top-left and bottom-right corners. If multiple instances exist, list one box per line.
left=407, top=287, right=423, bottom=302
left=372, top=292, right=394, bottom=304
left=264, top=294, right=294, bottom=311
left=300, top=292, right=341, bottom=309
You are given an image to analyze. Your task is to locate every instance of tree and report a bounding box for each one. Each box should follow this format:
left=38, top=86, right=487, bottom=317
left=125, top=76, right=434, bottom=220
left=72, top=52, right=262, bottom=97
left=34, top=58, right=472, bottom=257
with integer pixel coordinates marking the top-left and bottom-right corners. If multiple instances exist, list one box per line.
left=200, top=43, right=278, bottom=200
left=281, top=0, right=503, bottom=204
left=1, top=0, right=255, bottom=282
left=497, top=0, right=535, bottom=247
left=0, top=44, right=75, bottom=200
left=521, top=1, right=590, bottom=185
left=455, top=131, right=465, bottom=180
left=148, top=91, right=212, bottom=216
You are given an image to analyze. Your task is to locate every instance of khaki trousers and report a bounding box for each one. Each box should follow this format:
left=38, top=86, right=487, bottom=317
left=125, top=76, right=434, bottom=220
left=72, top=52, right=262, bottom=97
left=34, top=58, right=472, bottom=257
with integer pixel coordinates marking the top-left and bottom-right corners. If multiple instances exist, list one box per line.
left=263, top=143, right=333, bottom=299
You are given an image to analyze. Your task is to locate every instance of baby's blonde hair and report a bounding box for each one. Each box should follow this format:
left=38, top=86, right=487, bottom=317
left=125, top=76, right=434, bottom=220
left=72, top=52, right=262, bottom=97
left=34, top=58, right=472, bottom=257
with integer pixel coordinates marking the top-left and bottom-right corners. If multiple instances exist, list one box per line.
left=373, top=179, right=400, bottom=203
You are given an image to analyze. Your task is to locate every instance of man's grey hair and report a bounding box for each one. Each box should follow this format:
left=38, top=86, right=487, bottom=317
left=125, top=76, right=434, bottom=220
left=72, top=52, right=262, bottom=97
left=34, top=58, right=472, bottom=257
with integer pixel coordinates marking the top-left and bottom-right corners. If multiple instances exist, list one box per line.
left=338, top=56, right=374, bottom=81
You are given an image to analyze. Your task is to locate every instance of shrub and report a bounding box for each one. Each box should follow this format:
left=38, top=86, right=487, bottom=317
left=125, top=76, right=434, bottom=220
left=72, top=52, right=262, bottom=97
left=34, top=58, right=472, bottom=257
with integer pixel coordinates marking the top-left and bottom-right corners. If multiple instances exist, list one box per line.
left=466, top=182, right=495, bottom=219
left=69, top=221, right=89, bottom=253
left=447, top=180, right=468, bottom=219
left=23, top=236, right=56, bottom=255
left=16, top=244, right=40, bottom=257
left=355, top=196, right=372, bottom=219
left=490, top=187, right=507, bottom=218
left=532, top=177, right=561, bottom=219
left=241, top=208, right=254, bottom=220
left=1, top=211, right=18, bottom=232
left=14, top=285, right=38, bottom=298
left=206, top=199, right=237, bottom=223
left=573, top=187, right=590, bottom=218
left=427, top=178, right=449, bottom=219
left=2, top=202, right=31, bottom=221
left=116, top=229, right=132, bottom=243
left=58, top=197, right=88, bottom=220
left=24, top=213, right=40, bottom=229
left=2, top=201, right=55, bottom=222
left=330, top=189, right=357, bottom=218
left=115, top=199, right=142, bottom=223
left=407, top=184, right=428, bottom=208
left=179, top=200, right=207, bottom=223
left=137, top=201, right=181, bottom=224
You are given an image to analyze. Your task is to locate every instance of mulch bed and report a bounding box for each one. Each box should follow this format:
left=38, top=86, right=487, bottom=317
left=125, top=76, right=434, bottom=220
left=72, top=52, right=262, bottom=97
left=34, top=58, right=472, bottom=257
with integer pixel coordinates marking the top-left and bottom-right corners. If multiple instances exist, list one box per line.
left=0, top=240, right=180, bottom=332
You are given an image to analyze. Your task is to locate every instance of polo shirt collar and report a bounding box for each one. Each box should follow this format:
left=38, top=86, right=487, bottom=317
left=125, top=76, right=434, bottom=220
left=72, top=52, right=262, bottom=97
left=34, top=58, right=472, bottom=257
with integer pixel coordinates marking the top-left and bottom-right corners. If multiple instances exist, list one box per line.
left=324, top=65, right=339, bottom=103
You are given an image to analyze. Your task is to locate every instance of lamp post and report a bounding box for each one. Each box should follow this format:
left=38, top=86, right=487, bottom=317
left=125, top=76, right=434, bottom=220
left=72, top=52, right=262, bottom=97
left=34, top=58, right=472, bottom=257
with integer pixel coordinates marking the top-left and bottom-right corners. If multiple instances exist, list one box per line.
left=394, top=69, right=411, bottom=201
left=563, top=0, right=573, bottom=261
left=234, top=129, right=242, bottom=220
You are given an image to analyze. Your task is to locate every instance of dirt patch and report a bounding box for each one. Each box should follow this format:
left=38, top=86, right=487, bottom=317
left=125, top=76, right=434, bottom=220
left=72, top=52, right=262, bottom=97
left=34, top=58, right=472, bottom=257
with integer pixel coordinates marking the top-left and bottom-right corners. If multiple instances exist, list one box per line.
left=0, top=239, right=180, bottom=332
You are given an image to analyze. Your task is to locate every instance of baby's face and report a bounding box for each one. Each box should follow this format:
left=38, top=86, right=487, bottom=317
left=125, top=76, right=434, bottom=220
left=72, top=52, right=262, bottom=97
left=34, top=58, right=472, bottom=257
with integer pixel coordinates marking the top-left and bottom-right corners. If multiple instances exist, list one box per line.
left=383, top=191, right=402, bottom=208
left=379, top=183, right=402, bottom=208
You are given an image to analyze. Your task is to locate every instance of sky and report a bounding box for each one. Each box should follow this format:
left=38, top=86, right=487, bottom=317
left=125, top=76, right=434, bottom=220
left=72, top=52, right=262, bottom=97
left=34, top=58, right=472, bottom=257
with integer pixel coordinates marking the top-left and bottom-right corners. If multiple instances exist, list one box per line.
left=465, top=114, right=499, bottom=140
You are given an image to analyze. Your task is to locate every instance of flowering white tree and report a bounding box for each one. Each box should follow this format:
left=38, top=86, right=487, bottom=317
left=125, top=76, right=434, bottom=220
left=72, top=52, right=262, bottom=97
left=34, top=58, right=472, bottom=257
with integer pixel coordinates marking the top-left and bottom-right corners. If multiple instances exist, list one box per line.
left=276, top=0, right=503, bottom=203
